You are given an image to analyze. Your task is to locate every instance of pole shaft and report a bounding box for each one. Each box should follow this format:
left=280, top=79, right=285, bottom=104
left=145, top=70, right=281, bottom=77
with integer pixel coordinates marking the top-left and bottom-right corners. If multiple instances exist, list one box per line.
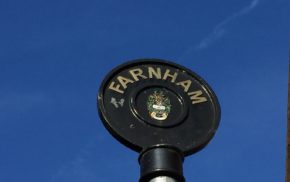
left=149, top=176, right=178, bottom=182
left=139, top=147, right=185, bottom=182
left=286, top=71, right=290, bottom=182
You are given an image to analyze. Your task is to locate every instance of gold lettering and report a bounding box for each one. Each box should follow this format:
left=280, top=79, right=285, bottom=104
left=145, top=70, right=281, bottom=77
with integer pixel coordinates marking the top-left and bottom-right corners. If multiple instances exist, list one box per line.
left=129, top=68, right=147, bottom=81
left=163, top=69, right=178, bottom=82
left=176, top=80, right=192, bottom=92
left=108, top=81, right=124, bottom=94
left=148, top=67, right=161, bottom=79
left=188, top=90, right=207, bottom=104
left=117, top=76, right=134, bottom=89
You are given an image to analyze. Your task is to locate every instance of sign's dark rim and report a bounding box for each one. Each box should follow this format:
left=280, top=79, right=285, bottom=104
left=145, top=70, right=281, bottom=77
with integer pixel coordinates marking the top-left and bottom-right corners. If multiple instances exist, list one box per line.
left=97, top=58, right=221, bottom=155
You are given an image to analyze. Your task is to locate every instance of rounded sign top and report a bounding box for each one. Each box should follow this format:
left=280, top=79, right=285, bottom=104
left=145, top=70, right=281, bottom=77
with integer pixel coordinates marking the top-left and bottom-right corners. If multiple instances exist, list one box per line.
left=97, top=59, right=220, bottom=155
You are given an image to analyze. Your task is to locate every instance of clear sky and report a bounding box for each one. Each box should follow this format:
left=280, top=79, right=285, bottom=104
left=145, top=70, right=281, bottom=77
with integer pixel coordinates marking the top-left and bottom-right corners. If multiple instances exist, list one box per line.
left=0, top=0, right=289, bottom=181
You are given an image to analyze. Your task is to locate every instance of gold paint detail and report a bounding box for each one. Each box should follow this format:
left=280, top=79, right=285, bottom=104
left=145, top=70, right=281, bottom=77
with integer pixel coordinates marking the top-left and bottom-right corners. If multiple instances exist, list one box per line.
left=108, top=81, right=124, bottom=94
left=162, top=69, right=178, bottom=82
left=188, top=90, right=208, bottom=104
left=129, top=68, right=147, bottom=81
left=107, top=66, right=208, bottom=106
left=117, top=76, right=134, bottom=89
left=176, top=80, right=192, bottom=92
left=148, top=67, right=162, bottom=79
left=150, top=112, right=168, bottom=121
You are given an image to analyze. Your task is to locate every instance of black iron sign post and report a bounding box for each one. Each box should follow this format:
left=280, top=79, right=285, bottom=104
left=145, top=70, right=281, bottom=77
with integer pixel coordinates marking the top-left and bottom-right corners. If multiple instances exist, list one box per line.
left=97, top=59, right=221, bottom=182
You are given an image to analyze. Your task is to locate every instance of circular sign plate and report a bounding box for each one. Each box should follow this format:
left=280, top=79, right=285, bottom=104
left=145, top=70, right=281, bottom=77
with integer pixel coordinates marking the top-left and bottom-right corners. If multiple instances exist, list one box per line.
left=97, top=59, right=220, bottom=156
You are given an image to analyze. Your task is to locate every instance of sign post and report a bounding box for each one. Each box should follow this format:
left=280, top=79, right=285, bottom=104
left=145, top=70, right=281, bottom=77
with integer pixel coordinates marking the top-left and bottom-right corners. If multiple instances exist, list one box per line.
left=97, top=59, right=221, bottom=181
left=287, top=74, right=290, bottom=182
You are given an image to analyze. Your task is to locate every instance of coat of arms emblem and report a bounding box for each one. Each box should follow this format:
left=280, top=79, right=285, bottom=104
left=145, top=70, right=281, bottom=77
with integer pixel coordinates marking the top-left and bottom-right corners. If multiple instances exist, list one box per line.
left=147, top=90, right=171, bottom=121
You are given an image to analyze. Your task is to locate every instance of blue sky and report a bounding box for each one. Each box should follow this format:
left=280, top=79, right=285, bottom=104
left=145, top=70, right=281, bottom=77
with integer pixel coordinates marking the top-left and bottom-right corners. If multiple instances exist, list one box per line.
left=0, top=0, right=289, bottom=181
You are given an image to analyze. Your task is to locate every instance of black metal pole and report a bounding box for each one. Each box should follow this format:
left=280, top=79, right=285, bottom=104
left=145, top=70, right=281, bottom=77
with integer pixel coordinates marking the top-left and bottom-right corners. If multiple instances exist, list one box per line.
left=139, top=147, right=185, bottom=182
